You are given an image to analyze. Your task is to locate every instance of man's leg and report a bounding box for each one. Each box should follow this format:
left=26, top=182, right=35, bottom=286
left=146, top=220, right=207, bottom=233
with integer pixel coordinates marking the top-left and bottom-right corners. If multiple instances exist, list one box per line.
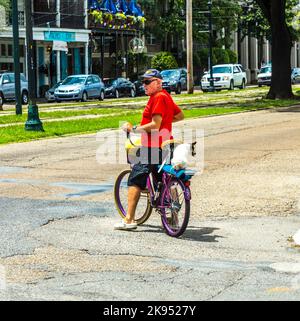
left=125, top=185, right=141, bottom=224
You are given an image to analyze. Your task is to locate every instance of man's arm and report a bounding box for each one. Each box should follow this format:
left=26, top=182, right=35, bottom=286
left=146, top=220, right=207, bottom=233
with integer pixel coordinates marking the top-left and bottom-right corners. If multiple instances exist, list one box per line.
left=135, top=114, right=162, bottom=133
left=173, top=111, right=184, bottom=123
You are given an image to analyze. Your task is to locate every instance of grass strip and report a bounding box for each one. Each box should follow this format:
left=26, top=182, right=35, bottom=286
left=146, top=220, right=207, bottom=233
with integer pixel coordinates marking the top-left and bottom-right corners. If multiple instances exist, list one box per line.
left=0, top=105, right=278, bottom=145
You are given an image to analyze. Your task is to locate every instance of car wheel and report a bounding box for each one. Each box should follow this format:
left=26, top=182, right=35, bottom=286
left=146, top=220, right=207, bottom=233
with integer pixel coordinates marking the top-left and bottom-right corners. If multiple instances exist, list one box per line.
left=175, top=84, right=182, bottom=95
left=239, top=79, right=246, bottom=90
left=21, top=91, right=29, bottom=105
left=130, top=88, right=136, bottom=98
left=99, top=90, right=105, bottom=101
left=115, top=89, right=120, bottom=99
left=229, top=80, right=234, bottom=90
left=202, top=89, right=208, bottom=93
left=0, top=93, right=4, bottom=108
left=258, top=84, right=262, bottom=87
left=81, top=91, right=88, bottom=102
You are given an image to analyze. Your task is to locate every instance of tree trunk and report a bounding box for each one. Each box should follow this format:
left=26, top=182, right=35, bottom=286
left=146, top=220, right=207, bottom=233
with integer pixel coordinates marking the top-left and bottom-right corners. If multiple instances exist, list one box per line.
left=256, top=0, right=294, bottom=99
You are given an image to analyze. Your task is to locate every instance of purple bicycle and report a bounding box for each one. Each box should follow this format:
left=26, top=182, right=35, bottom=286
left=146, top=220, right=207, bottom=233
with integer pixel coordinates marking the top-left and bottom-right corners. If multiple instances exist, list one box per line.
left=114, top=134, right=196, bottom=238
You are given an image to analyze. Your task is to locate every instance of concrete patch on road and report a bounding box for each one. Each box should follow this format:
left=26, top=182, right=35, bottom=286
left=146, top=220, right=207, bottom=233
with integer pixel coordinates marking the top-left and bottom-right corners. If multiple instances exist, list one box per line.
left=50, top=181, right=114, bottom=198
left=0, top=246, right=177, bottom=285
left=270, top=262, right=300, bottom=274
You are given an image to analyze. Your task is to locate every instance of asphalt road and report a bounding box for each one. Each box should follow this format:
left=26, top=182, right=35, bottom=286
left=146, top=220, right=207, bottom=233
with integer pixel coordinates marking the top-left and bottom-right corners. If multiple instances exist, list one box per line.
left=0, top=107, right=300, bottom=301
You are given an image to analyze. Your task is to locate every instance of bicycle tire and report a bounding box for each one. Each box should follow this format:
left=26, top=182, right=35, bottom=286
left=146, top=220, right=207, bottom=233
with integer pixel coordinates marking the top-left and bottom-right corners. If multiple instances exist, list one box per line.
left=160, top=177, right=190, bottom=237
left=114, top=169, right=153, bottom=225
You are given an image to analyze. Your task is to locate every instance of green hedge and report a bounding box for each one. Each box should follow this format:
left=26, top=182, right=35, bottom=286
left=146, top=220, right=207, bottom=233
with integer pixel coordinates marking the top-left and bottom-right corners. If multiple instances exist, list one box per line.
left=151, top=52, right=178, bottom=71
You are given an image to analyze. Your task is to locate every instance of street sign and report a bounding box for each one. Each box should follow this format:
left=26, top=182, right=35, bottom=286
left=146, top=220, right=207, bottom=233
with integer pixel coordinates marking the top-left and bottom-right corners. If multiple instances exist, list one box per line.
left=53, top=40, right=68, bottom=52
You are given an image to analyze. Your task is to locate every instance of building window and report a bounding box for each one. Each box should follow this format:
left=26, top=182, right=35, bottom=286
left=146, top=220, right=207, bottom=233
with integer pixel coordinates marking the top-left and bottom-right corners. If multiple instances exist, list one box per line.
left=1, top=44, right=6, bottom=57
left=19, top=45, right=24, bottom=57
left=33, top=0, right=57, bottom=27
left=34, top=0, right=57, bottom=12
left=146, top=34, right=157, bottom=46
left=60, top=0, right=84, bottom=29
left=8, top=44, right=13, bottom=57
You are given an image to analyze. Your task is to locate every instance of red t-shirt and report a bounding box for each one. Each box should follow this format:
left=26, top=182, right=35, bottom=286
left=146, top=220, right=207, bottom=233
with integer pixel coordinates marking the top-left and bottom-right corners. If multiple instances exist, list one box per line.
left=141, top=90, right=182, bottom=148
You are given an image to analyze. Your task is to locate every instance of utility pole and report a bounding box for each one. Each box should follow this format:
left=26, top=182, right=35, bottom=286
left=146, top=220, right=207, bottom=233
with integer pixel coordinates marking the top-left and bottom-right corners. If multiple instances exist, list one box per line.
left=12, top=0, right=22, bottom=115
left=24, top=0, right=43, bottom=131
left=208, top=0, right=215, bottom=92
left=186, top=0, right=194, bottom=94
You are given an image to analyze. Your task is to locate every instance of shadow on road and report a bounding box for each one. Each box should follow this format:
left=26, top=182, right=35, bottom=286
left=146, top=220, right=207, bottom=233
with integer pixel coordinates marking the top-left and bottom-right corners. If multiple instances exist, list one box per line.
left=181, top=226, right=223, bottom=242
left=137, top=225, right=222, bottom=243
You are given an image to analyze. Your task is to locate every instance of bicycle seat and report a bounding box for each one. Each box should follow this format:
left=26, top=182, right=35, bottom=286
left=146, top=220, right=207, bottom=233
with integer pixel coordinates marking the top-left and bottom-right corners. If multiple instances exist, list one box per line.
left=160, top=164, right=196, bottom=181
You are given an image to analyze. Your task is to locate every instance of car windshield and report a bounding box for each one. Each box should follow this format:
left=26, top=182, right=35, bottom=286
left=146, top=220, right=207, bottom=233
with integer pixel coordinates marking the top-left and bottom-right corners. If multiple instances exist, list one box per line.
left=260, top=66, right=272, bottom=74
left=52, top=82, right=62, bottom=89
left=212, top=66, right=232, bottom=74
left=62, top=76, right=86, bottom=85
left=104, top=79, right=118, bottom=87
left=161, top=70, right=180, bottom=79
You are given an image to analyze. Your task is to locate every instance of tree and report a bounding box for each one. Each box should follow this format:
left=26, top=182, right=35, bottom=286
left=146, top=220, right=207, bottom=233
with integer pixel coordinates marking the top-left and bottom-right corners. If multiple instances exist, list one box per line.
left=151, top=51, right=178, bottom=70
left=244, top=1, right=299, bottom=99
left=0, top=0, right=9, bottom=8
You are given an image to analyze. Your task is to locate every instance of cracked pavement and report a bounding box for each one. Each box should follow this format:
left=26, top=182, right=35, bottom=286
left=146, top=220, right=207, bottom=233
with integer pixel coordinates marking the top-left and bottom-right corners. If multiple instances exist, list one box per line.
left=1, top=108, right=300, bottom=300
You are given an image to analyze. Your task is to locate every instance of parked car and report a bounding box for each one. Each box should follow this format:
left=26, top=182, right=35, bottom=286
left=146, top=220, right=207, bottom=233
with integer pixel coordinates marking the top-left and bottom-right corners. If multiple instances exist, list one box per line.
left=54, top=74, right=105, bottom=102
left=201, top=64, right=247, bottom=92
left=45, top=81, right=62, bottom=102
left=291, top=67, right=300, bottom=84
left=133, top=79, right=146, bottom=96
left=104, top=78, right=136, bottom=98
left=161, top=68, right=187, bottom=94
left=257, top=64, right=272, bottom=87
left=0, top=72, right=28, bottom=107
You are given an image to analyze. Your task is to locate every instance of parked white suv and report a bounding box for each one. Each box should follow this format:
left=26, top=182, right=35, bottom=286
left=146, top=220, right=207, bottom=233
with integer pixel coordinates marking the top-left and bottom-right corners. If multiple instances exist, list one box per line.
left=201, top=64, right=247, bottom=92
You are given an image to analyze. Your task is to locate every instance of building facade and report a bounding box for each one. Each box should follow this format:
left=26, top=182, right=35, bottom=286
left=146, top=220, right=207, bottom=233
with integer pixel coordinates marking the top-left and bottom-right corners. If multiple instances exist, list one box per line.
left=0, top=0, right=90, bottom=96
left=0, top=0, right=144, bottom=96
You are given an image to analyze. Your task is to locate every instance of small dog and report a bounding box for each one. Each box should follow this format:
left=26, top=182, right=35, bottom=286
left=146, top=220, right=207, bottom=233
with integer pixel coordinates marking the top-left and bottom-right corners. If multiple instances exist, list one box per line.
left=171, top=142, right=197, bottom=170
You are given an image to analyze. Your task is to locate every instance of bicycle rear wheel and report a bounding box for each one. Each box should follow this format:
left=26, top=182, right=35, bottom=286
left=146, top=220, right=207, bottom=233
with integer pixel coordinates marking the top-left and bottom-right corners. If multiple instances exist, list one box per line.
left=160, top=178, right=190, bottom=237
left=114, top=169, right=153, bottom=225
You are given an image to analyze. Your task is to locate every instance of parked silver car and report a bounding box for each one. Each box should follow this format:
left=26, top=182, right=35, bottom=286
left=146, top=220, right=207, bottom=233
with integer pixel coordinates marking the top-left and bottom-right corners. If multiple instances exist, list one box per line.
left=45, top=82, right=62, bottom=102
left=54, top=74, right=105, bottom=102
left=0, top=72, right=29, bottom=107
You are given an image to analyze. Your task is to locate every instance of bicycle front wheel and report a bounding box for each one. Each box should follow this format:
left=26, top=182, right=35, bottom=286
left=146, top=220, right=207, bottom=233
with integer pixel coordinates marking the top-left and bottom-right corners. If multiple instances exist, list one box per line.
left=114, top=169, right=153, bottom=225
left=160, top=178, right=190, bottom=237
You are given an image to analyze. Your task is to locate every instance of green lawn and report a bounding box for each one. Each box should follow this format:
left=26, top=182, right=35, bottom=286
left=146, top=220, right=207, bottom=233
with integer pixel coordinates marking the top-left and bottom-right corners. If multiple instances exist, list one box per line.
left=0, top=87, right=299, bottom=145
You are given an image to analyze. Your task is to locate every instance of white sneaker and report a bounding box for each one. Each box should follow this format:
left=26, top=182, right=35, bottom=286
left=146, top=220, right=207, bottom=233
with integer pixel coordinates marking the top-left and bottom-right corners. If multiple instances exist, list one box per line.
left=114, top=221, right=138, bottom=231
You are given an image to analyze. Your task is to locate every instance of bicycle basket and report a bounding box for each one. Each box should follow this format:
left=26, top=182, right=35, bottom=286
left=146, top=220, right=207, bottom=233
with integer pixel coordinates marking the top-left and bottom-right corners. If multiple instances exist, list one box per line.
left=125, top=136, right=142, bottom=164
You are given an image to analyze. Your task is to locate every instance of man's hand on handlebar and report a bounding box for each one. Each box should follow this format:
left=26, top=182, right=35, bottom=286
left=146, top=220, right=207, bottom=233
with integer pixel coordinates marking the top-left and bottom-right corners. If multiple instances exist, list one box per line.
left=122, top=122, right=133, bottom=133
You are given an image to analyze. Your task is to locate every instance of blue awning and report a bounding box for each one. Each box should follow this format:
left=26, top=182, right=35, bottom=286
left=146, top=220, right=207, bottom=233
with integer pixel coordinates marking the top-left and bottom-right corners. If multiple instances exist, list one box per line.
left=89, top=0, right=101, bottom=10
left=128, top=0, right=144, bottom=16
left=89, top=0, right=144, bottom=17
left=116, top=0, right=129, bottom=14
left=100, top=0, right=117, bottom=14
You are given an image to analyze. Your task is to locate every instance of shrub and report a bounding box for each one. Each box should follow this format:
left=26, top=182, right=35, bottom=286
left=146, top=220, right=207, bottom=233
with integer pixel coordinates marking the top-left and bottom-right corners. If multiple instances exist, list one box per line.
left=226, top=49, right=238, bottom=64
left=151, top=52, right=178, bottom=71
left=213, top=48, right=230, bottom=65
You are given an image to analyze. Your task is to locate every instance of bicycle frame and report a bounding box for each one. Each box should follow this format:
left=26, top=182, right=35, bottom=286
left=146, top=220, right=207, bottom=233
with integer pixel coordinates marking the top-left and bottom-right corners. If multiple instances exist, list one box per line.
left=146, top=171, right=191, bottom=210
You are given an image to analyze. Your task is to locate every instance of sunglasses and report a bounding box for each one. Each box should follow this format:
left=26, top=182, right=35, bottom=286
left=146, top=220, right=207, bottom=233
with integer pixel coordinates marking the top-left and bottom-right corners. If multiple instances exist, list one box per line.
left=142, top=79, right=158, bottom=85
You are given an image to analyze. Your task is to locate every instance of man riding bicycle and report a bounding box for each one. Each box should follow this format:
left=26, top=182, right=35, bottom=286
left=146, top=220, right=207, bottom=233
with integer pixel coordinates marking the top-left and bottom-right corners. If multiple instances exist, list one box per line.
left=114, top=69, right=184, bottom=231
